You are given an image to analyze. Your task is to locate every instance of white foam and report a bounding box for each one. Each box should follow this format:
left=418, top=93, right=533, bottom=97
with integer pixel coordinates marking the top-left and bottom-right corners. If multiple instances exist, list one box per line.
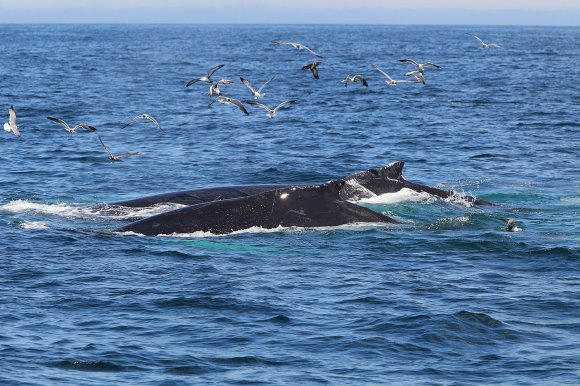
left=353, top=188, right=435, bottom=205
left=119, top=222, right=395, bottom=238
left=559, top=196, right=580, bottom=206
left=349, top=187, right=482, bottom=208
left=0, top=200, right=186, bottom=220
left=443, top=191, right=478, bottom=208
left=1, top=200, right=84, bottom=217
left=20, top=221, right=49, bottom=230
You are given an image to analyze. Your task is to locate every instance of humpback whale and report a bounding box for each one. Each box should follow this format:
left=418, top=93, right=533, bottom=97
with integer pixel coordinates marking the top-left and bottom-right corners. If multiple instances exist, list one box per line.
left=116, top=180, right=396, bottom=236
left=105, top=161, right=491, bottom=209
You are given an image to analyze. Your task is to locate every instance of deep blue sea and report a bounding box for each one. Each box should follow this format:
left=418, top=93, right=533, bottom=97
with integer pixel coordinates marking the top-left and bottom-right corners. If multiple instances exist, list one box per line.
left=0, top=24, right=578, bottom=385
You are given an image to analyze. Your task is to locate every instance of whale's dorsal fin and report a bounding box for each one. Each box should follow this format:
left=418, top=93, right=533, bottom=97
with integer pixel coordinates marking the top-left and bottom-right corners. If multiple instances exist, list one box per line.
left=369, top=161, right=404, bottom=180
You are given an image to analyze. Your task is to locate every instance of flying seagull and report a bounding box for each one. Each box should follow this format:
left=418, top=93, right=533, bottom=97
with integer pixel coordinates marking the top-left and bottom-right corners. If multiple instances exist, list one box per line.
left=302, top=61, right=322, bottom=80
left=121, top=114, right=164, bottom=132
left=472, top=35, right=501, bottom=49
left=186, top=64, right=225, bottom=87
left=98, top=135, right=139, bottom=162
left=398, top=59, right=442, bottom=74
left=342, top=75, right=368, bottom=88
left=208, top=96, right=250, bottom=115
left=372, top=64, right=419, bottom=86
left=208, top=79, right=235, bottom=97
left=4, top=105, right=21, bottom=137
left=405, top=70, right=426, bottom=85
left=240, top=75, right=276, bottom=99
left=245, top=100, right=297, bottom=118
left=272, top=41, right=323, bottom=58
left=47, top=117, right=97, bottom=135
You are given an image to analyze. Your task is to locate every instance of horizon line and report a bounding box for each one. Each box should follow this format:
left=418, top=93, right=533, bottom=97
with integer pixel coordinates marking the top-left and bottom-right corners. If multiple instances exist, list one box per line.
left=1, top=22, right=580, bottom=27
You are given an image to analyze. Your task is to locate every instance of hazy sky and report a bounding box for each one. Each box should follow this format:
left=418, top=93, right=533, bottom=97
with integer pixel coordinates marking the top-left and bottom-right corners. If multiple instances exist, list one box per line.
left=1, top=0, right=579, bottom=25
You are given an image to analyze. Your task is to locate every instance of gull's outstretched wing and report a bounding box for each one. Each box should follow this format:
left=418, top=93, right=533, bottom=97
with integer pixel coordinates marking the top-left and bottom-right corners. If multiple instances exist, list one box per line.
left=257, top=75, right=276, bottom=93
left=229, top=98, right=250, bottom=115
left=98, top=135, right=114, bottom=158
left=9, top=105, right=20, bottom=137
left=273, top=100, right=297, bottom=113
left=399, top=58, right=419, bottom=66
left=75, top=123, right=97, bottom=132
left=472, top=35, right=485, bottom=45
left=372, top=64, right=394, bottom=82
left=245, top=100, right=271, bottom=112
left=353, top=75, right=368, bottom=87
left=302, top=45, right=323, bottom=58
left=115, top=151, right=139, bottom=160
left=207, top=64, right=225, bottom=77
left=240, top=77, right=257, bottom=94
left=47, top=116, right=72, bottom=131
left=143, top=114, right=164, bottom=132
left=424, top=62, right=441, bottom=69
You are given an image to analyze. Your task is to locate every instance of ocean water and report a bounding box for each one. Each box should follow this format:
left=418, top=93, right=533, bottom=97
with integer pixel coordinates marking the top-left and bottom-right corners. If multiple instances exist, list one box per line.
left=0, top=24, right=578, bottom=385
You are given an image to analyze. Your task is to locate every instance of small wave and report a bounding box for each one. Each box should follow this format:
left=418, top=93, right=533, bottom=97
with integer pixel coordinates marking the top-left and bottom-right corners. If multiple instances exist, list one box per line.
left=46, top=360, right=124, bottom=372
left=209, top=356, right=287, bottom=367
left=20, top=221, right=49, bottom=230
left=470, top=153, right=502, bottom=159
left=528, top=247, right=577, bottom=257
left=454, top=311, right=504, bottom=328
left=259, top=315, right=292, bottom=324
left=338, top=295, right=385, bottom=304
left=448, top=99, right=518, bottom=105
left=559, top=196, right=580, bottom=206
left=428, top=216, right=472, bottom=230
left=165, top=364, right=212, bottom=375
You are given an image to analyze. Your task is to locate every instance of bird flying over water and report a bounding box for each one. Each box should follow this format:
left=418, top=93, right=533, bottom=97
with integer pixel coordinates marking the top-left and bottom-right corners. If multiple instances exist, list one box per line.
left=399, top=59, right=441, bottom=74
left=471, top=35, right=501, bottom=49
left=342, top=75, right=368, bottom=88
left=245, top=100, right=296, bottom=118
left=47, top=116, right=97, bottom=135
left=208, top=96, right=250, bottom=115
left=405, top=70, right=426, bottom=85
left=4, top=105, right=20, bottom=137
left=207, top=79, right=235, bottom=97
left=372, top=64, right=419, bottom=86
left=98, top=135, right=139, bottom=162
left=186, top=64, right=225, bottom=87
left=240, top=76, right=276, bottom=99
left=121, top=114, right=164, bottom=132
left=302, top=61, right=322, bottom=79
left=272, top=41, right=322, bottom=58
